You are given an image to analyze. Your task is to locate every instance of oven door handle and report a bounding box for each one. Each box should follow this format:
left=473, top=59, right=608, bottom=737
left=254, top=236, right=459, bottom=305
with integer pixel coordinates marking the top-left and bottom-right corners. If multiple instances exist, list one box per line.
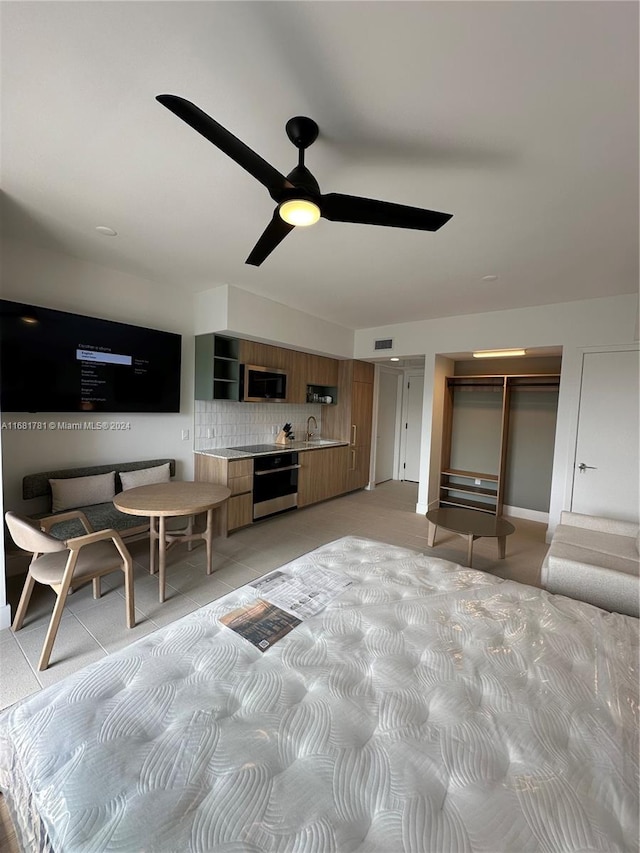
left=254, top=464, right=301, bottom=475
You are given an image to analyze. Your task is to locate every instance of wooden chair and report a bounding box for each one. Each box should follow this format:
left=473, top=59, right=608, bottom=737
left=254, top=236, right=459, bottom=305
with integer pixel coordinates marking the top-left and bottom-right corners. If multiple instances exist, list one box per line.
left=5, top=510, right=135, bottom=671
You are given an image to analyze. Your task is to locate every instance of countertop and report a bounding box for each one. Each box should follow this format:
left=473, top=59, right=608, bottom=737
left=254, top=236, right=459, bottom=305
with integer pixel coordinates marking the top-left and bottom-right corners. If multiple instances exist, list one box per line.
left=194, top=439, right=348, bottom=460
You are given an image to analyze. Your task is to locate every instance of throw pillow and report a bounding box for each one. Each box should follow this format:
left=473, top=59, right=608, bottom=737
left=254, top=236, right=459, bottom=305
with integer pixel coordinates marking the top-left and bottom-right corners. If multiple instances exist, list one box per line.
left=119, top=462, right=171, bottom=490
left=50, top=471, right=116, bottom=513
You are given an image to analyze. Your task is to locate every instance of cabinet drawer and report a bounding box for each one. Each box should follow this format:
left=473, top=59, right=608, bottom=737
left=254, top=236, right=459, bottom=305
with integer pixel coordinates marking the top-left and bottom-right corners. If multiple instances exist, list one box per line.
left=228, top=459, right=253, bottom=478
left=227, top=493, right=253, bottom=530
left=229, top=474, right=252, bottom=495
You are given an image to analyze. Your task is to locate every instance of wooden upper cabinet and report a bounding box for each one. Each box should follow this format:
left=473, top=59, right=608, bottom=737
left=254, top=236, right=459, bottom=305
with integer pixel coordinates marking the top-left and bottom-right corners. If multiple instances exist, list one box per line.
left=281, top=348, right=306, bottom=404
left=236, top=339, right=338, bottom=404
left=239, top=340, right=285, bottom=369
left=306, top=354, right=339, bottom=387
left=353, top=360, right=375, bottom=383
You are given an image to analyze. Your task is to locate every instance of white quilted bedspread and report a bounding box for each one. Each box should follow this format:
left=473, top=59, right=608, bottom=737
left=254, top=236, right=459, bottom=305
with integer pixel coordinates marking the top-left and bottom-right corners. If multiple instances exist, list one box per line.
left=0, top=536, right=638, bottom=853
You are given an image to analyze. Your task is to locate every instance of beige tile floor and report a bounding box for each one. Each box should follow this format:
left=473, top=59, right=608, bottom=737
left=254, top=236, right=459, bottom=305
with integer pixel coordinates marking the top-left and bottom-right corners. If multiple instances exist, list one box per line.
left=0, top=481, right=550, bottom=710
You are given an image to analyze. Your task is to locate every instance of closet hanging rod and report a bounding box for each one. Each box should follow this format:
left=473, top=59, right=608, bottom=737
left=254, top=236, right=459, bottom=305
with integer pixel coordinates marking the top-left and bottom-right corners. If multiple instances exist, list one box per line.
left=509, top=382, right=560, bottom=387
left=449, top=382, right=504, bottom=387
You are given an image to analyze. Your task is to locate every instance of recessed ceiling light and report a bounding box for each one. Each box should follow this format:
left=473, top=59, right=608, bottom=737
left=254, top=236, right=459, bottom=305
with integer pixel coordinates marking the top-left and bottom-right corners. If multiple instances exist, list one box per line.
left=390, top=357, right=400, bottom=362
left=95, top=226, right=118, bottom=237
left=473, top=349, right=527, bottom=359
left=481, top=275, right=498, bottom=281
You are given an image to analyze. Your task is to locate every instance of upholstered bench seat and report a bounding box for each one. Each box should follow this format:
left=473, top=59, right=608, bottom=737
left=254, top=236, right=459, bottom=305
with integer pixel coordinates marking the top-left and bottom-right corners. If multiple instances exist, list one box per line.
left=22, top=459, right=175, bottom=541
left=35, top=504, right=149, bottom=541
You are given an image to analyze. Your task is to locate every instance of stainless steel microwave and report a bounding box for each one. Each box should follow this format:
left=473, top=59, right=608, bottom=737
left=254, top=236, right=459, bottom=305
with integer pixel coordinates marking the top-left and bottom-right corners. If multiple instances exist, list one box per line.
left=241, top=364, right=287, bottom=402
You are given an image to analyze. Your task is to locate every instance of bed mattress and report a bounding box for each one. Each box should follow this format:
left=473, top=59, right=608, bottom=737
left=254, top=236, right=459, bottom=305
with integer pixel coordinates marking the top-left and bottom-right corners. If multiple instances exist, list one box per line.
left=1, top=536, right=638, bottom=852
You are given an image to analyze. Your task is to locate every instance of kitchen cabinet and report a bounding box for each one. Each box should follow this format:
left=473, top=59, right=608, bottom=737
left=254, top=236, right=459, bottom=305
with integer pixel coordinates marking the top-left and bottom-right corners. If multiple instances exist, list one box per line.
left=305, top=354, right=338, bottom=387
left=323, top=360, right=375, bottom=492
left=194, top=454, right=253, bottom=533
left=238, top=340, right=310, bottom=403
left=238, top=339, right=280, bottom=369
left=195, top=334, right=240, bottom=401
left=281, top=348, right=307, bottom=404
left=347, top=374, right=374, bottom=491
left=298, top=445, right=349, bottom=507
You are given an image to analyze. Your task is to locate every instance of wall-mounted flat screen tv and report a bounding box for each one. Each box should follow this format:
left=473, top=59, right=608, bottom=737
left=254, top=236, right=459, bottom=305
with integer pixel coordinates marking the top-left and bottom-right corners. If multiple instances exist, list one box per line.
left=0, top=300, right=182, bottom=413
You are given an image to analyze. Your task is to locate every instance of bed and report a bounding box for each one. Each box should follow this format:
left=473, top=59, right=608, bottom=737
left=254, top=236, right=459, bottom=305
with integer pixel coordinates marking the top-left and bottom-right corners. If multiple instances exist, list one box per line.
left=1, top=536, right=637, bottom=852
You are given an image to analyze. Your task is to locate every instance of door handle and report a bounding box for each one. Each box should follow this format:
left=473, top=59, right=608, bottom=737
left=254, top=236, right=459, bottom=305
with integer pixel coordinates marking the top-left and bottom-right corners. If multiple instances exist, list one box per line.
left=578, top=462, right=597, bottom=472
left=255, top=465, right=301, bottom=475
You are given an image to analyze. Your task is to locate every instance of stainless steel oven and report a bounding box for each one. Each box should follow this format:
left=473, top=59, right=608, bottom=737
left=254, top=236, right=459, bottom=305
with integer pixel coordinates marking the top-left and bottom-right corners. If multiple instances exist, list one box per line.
left=253, top=451, right=299, bottom=520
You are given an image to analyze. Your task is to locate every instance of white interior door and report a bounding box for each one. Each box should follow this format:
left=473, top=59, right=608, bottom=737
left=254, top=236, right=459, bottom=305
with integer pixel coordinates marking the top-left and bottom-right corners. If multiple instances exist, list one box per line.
left=571, top=348, right=639, bottom=522
left=375, top=369, right=400, bottom=483
left=402, top=373, right=424, bottom=482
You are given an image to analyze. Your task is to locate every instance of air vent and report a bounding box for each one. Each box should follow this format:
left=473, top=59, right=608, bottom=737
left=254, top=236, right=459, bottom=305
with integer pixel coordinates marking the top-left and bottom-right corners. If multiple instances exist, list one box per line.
left=374, top=338, right=393, bottom=351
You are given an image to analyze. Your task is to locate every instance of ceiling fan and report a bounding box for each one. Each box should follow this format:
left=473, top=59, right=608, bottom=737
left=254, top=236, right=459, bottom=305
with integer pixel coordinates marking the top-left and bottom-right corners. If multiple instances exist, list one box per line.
left=156, top=94, right=453, bottom=266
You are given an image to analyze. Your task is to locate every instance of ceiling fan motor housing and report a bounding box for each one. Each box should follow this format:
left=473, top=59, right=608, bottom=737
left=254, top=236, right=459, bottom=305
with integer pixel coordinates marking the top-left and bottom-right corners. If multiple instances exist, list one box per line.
left=285, top=116, right=319, bottom=150
left=285, top=165, right=320, bottom=196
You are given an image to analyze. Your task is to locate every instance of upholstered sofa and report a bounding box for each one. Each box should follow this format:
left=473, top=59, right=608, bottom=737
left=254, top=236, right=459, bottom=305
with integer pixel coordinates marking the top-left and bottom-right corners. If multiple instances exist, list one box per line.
left=22, top=459, right=176, bottom=541
left=541, top=511, right=639, bottom=617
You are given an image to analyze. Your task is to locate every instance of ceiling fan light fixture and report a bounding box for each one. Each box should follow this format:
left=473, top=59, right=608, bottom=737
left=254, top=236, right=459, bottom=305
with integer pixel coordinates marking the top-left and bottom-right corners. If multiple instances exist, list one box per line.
left=279, top=199, right=320, bottom=227
left=473, top=348, right=527, bottom=359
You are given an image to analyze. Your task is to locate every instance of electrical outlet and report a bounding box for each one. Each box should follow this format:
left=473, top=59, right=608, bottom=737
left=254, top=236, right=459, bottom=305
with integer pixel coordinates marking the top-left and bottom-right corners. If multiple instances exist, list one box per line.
left=181, top=428, right=190, bottom=440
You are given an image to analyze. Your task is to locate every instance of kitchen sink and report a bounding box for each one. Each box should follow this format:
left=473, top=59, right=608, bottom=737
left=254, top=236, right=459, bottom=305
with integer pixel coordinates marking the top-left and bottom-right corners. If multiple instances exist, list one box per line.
left=287, top=438, right=343, bottom=448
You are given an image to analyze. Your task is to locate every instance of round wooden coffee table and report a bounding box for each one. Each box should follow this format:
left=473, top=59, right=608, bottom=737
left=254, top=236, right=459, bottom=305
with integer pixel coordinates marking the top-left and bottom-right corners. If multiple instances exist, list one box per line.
left=425, top=507, right=515, bottom=568
left=114, top=481, right=231, bottom=602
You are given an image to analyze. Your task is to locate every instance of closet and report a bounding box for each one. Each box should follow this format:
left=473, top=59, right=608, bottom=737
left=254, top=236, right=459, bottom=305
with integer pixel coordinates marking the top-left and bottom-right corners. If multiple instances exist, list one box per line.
left=440, top=373, right=560, bottom=516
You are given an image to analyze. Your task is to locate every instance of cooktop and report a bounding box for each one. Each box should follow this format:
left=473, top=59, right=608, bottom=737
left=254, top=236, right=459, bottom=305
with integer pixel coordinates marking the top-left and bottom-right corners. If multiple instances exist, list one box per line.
left=231, top=444, right=282, bottom=453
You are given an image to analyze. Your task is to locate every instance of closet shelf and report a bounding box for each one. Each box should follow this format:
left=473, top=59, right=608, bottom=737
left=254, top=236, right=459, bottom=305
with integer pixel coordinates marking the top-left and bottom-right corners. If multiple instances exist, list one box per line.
left=441, top=483, right=497, bottom=498
left=441, top=468, right=498, bottom=482
left=440, top=497, right=498, bottom=514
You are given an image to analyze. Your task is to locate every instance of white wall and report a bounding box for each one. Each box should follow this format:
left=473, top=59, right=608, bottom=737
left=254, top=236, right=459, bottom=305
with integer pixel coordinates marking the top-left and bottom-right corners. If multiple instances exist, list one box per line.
left=195, top=284, right=354, bottom=358
left=354, top=294, right=639, bottom=535
left=1, top=241, right=202, bottom=512
left=0, top=241, right=208, bottom=624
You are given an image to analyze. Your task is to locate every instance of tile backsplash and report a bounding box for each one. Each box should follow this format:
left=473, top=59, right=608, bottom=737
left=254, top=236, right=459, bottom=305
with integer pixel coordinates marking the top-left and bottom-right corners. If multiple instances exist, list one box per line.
left=194, top=400, right=324, bottom=450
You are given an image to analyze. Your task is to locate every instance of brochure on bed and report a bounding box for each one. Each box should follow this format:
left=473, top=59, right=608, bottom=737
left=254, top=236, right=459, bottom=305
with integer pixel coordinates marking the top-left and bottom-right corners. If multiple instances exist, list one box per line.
left=0, top=536, right=637, bottom=853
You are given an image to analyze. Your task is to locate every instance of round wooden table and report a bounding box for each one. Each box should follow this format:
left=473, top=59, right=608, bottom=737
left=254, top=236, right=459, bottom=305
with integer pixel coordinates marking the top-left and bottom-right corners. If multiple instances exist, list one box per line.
left=425, top=507, right=516, bottom=568
left=114, top=482, right=231, bottom=602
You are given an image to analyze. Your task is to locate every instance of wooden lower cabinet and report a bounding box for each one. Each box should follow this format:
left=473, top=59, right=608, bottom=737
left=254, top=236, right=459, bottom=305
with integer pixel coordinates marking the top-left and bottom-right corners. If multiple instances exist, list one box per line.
left=227, top=493, right=253, bottom=530
left=195, top=454, right=253, bottom=534
left=298, top=446, right=348, bottom=508
left=345, top=445, right=371, bottom=492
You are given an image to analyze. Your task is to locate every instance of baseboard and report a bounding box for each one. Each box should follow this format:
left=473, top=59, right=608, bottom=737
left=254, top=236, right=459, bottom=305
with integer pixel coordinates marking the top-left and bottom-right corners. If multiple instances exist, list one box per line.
left=503, top=505, right=549, bottom=524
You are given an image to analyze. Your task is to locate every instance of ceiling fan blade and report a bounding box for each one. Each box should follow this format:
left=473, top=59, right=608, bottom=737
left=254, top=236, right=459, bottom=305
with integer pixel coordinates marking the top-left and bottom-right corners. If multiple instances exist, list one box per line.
left=246, top=212, right=295, bottom=266
left=156, top=95, right=293, bottom=200
left=320, top=193, right=452, bottom=231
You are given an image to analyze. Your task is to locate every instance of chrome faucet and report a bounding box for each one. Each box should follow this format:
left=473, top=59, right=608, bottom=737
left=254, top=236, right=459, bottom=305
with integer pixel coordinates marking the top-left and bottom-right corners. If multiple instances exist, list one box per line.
left=306, top=415, right=318, bottom=441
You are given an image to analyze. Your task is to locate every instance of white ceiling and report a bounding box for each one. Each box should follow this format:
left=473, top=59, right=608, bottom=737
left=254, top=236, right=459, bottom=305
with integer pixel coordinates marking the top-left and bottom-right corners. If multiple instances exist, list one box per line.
left=2, top=1, right=638, bottom=330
